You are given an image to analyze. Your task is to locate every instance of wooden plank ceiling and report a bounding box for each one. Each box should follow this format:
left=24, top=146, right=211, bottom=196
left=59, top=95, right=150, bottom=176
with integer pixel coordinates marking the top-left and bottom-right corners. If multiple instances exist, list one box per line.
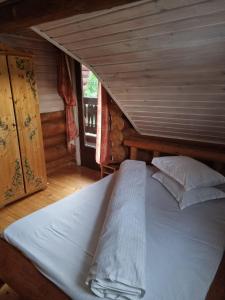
left=32, top=0, right=225, bottom=145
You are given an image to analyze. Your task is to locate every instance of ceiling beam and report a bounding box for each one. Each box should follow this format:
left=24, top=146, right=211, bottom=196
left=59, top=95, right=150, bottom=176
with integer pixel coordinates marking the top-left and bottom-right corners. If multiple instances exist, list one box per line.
left=0, top=0, right=141, bottom=33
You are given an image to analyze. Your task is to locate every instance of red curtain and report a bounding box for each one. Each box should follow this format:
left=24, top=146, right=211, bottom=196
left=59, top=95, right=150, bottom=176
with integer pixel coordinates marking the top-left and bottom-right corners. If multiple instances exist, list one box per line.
left=57, top=52, right=78, bottom=152
left=96, top=84, right=111, bottom=164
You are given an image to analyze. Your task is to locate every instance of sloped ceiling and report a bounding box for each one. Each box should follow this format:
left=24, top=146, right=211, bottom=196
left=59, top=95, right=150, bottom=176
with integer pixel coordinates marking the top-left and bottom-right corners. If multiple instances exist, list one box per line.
left=32, top=0, right=225, bottom=144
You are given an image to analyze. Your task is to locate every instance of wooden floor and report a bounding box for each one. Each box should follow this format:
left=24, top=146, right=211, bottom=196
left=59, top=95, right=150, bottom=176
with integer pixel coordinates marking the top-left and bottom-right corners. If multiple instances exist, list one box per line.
left=0, top=164, right=99, bottom=300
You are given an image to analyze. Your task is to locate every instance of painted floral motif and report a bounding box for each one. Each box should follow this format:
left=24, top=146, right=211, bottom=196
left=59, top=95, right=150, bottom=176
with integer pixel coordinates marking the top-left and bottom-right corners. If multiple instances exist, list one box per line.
left=29, top=129, right=36, bottom=140
left=24, top=158, right=43, bottom=188
left=26, top=69, right=37, bottom=98
left=16, top=58, right=25, bottom=70
left=16, top=57, right=37, bottom=98
left=24, top=114, right=37, bottom=140
left=0, top=117, right=8, bottom=131
left=0, top=137, right=6, bottom=148
left=0, top=118, right=9, bottom=149
left=5, top=159, right=23, bottom=201
left=24, top=114, right=32, bottom=127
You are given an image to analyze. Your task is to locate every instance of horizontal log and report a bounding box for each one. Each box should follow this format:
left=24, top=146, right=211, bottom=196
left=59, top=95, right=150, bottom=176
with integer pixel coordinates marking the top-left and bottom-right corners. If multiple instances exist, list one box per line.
left=42, top=121, right=66, bottom=138
left=0, top=0, right=141, bottom=33
left=41, top=111, right=65, bottom=123
left=111, top=145, right=126, bottom=162
left=0, top=239, right=70, bottom=300
left=111, top=115, right=125, bottom=131
left=46, top=155, right=75, bottom=174
left=110, top=129, right=123, bottom=144
left=43, top=134, right=66, bottom=148
left=124, top=136, right=225, bottom=163
left=45, top=144, right=68, bottom=162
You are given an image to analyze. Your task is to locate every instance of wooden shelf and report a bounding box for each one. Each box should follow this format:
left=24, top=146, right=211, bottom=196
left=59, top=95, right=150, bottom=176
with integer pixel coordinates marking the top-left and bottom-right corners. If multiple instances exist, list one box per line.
left=100, top=161, right=120, bottom=178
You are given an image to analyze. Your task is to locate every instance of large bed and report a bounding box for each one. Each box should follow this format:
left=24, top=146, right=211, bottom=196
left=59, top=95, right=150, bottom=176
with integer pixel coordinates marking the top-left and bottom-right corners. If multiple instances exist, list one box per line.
left=1, top=137, right=225, bottom=300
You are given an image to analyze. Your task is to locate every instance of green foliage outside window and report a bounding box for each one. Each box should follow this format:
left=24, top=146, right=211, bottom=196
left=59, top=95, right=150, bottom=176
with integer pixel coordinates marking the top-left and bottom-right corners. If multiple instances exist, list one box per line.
left=84, top=71, right=99, bottom=98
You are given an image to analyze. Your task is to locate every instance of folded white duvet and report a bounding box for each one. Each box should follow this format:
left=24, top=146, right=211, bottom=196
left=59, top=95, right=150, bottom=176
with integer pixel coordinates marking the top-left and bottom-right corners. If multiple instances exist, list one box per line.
left=86, top=160, right=147, bottom=300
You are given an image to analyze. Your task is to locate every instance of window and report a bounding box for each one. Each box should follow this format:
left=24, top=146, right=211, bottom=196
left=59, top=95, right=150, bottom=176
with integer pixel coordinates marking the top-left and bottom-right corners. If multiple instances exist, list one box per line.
left=81, top=65, right=99, bottom=148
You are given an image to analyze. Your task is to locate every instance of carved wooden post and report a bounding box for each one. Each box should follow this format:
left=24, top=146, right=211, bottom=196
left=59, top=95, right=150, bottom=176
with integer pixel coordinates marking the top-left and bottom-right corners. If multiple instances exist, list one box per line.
left=130, top=147, right=138, bottom=160
left=153, top=151, right=160, bottom=157
left=0, top=278, right=4, bottom=288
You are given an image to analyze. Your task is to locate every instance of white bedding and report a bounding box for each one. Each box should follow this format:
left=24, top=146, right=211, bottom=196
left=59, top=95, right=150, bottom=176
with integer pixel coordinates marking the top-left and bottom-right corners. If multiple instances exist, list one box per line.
left=87, top=160, right=146, bottom=300
left=3, top=167, right=225, bottom=300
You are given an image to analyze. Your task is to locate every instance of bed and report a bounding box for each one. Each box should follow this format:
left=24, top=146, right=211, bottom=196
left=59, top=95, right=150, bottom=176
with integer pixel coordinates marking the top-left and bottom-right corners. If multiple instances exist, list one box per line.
left=1, top=136, right=225, bottom=300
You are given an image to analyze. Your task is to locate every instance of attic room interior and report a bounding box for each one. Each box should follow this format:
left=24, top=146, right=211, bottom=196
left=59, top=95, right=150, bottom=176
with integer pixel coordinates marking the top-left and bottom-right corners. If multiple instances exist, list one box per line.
left=0, top=0, right=225, bottom=299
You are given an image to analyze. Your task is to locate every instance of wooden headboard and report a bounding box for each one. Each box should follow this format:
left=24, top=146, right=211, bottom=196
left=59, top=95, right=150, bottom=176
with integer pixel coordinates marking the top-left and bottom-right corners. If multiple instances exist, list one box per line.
left=124, top=135, right=225, bottom=171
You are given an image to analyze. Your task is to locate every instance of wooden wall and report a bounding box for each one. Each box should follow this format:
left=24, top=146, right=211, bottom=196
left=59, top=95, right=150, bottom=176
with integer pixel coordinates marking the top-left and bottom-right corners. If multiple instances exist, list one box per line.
left=0, top=30, right=75, bottom=173
left=41, top=111, right=75, bottom=174
left=33, top=0, right=225, bottom=145
left=0, top=29, right=63, bottom=113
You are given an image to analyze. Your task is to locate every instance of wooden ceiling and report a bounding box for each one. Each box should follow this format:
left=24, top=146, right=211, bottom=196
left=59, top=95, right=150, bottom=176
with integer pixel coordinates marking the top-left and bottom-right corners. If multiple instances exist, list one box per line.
left=32, top=0, right=225, bottom=144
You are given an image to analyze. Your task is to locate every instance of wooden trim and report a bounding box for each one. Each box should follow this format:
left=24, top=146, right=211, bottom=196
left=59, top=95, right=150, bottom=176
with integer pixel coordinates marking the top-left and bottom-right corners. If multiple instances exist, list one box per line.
left=0, top=238, right=69, bottom=300
left=0, top=228, right=225, bottom=300
left=0, top=0, right=142, bottom=33
left=124, top=135, right=225, bottom=163
left=0, top=278, right=4, bottom=288
left=75, top=61, right=99, bottom=170
left=206, top=252, right=225, bottom=300
left=40, top=111, right=65, bottom=123
left=130, top=146, right=138, bottom=160
left=0, top=43, right=33, bottom=57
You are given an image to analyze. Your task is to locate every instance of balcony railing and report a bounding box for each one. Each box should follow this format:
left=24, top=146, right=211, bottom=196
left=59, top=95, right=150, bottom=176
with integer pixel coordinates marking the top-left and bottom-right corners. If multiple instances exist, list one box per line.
left=83, top=97, right=97, bottom=147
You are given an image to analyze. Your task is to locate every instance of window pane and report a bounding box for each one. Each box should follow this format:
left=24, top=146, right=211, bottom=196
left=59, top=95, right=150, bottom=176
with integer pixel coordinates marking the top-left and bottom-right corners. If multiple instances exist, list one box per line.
left=82, top=65, right=98, bottom=148
left=82, top=65, right=99, bottom=98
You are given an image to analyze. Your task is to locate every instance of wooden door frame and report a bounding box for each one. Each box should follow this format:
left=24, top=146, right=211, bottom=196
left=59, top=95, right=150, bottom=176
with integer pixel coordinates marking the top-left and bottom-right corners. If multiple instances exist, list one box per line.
left=74, top=61, right=99, bottom=170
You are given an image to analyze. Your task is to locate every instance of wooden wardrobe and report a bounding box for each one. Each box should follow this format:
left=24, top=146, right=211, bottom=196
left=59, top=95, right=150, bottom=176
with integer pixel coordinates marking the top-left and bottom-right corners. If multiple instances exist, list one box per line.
left=0, top=54, right=47, bottom=208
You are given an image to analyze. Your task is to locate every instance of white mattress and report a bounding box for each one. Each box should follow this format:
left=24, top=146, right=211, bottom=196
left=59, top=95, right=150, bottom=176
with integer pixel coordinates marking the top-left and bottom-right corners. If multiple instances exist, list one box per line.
left=3, top=167, right=225, bottom=300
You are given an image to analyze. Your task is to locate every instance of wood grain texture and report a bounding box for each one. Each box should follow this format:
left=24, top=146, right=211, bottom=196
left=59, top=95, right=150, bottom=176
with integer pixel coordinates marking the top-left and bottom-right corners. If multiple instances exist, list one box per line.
left=0, top=165, right=99, bottom=300
left=0, top=0, right=143, bottom=33
left=0, top=146, right=224, bottom=300
left=124, top=135, right=225, bottom=164
left=0, top=165, right=99, bottom=232
left=0, top=55, right=25, bottom=207
left=206, top=252, right=225, bottom=300
left=33, top=0, right=225, bottom=145
left=0, top=31, right=64, bottom=113
left=8, top=56, right=47, bottom=195
left=40, top=111, right=75, bottom=174
left=0, top=239, right=69, bottom=300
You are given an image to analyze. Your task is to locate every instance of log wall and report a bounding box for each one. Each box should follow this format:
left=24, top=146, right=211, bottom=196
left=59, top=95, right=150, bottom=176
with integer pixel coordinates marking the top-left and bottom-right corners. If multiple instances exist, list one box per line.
left=109, top=101, right=136, bottom=162
left=41, top=111, right=75, bottom=174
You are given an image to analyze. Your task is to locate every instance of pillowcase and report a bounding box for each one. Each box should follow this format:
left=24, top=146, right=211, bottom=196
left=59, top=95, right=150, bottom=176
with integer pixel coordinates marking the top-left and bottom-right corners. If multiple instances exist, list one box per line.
left=152, top=156, right=225, bottom=191
left=152, top=171, right=225, bottom=209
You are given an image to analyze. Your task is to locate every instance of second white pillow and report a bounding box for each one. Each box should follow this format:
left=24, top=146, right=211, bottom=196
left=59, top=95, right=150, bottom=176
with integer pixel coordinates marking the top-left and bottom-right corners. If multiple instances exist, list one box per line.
left=152, top=171, right=225, bottom=209
left=152, top=156, right=225, bottom=191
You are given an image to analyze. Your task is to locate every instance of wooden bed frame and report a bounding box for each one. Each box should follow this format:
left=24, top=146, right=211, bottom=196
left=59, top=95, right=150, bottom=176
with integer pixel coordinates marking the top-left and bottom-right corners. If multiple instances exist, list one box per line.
left=1, top=135, right=225, bottom=300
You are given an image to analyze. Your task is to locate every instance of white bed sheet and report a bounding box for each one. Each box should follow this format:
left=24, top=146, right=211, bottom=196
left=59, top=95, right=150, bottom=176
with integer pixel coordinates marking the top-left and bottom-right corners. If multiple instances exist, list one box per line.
left=3, top=167, right=225, bottom=300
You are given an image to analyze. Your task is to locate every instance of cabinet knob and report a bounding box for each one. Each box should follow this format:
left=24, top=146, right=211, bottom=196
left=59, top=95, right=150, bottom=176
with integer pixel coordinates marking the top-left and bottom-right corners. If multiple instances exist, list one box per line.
left=12, top=123, right=16, bottom=127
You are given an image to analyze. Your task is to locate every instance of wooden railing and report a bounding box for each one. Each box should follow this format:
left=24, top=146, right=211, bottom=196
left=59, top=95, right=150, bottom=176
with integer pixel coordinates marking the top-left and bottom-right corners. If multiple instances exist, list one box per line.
left=83, top=97, right=97, bottom=147
left=83, top=97, right=97, bottom=134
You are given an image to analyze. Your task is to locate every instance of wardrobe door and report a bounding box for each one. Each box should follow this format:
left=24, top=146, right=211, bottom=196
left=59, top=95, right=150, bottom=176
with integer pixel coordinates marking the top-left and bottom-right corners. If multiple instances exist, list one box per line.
left=7, top=56, right=47, bottom=195
left=0, top=55, right=25, bottom=206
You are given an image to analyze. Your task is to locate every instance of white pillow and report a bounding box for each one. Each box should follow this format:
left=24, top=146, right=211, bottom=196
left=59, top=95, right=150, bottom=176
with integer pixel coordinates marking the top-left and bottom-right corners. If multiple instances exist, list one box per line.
left=152, top=156, right=225, bottom=191
left=152, top=171, right=225, bottom=209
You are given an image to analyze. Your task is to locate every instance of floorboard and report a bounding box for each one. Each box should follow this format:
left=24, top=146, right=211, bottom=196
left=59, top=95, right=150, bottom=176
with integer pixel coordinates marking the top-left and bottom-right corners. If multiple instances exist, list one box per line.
left=0, top=164, right=100, bottom=299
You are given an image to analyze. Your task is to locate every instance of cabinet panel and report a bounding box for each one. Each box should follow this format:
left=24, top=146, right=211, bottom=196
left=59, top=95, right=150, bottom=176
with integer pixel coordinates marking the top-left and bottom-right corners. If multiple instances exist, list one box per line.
left=7, top=56, right=47, bottom=194
left=0, top=55, right=25, bottom=206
